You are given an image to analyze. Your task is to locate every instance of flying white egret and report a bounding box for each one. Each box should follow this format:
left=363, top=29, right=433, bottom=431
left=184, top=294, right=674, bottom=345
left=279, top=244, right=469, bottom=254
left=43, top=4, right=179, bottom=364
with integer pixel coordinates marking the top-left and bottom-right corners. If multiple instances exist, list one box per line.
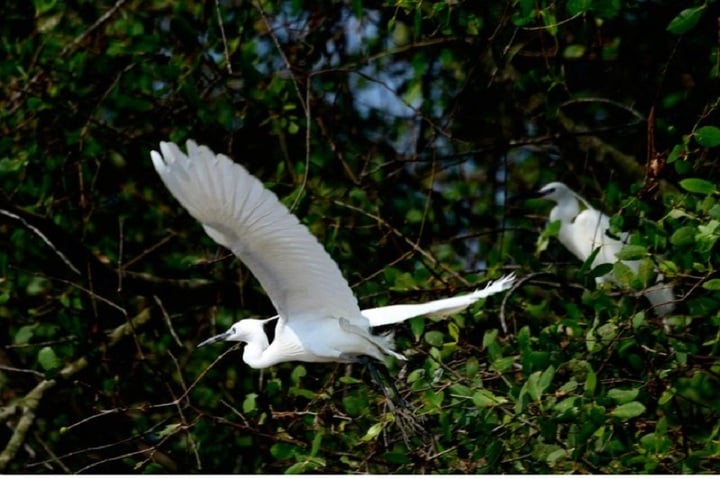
left=197, top=273, right=516, bottom=346
left=531, top=181, right=675, bottom=317
left=151, top=140, right=515, bottom=404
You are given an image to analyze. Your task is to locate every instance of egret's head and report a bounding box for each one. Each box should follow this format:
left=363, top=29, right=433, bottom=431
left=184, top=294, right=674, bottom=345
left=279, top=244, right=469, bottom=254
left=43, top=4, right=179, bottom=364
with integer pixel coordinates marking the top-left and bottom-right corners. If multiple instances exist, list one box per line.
left=197, top=318, right=274, bottom=348
left=197, top=320, right=251, bottom=347
left=533, top=182, right=573, bottom=203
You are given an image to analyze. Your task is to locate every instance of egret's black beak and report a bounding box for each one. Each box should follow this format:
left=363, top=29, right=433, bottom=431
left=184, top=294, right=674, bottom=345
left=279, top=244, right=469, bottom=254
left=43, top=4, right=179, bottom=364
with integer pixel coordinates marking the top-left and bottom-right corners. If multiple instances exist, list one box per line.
left=197, top=330, right=231, bottom=348
left=509, top=189, right=546, bottom=204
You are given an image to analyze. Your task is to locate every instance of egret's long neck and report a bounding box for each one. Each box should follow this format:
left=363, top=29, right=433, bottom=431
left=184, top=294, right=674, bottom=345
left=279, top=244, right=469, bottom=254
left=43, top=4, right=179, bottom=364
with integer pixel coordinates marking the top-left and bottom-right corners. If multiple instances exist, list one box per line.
left=239, top=320, right=272, bottom=369
left=549, top=194, right=581, bottom=224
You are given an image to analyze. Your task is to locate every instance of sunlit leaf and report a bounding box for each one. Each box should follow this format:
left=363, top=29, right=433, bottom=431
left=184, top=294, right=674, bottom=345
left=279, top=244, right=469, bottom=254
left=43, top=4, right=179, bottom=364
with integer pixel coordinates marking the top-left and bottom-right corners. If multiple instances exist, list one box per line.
left=702, top=279, right=720, bottom=290
left=242, top=393, right=257, bottom=414
left=611, top=401, right=646, bottom=419
left=615, top=244, right=647, bottom=261
left=608, top=388, right=639, bottom=404
left=38, top=346, right=60, bottom=371
left=424, top=330, right=444, bottom=347
left=14, top=324, right=36, bottom=344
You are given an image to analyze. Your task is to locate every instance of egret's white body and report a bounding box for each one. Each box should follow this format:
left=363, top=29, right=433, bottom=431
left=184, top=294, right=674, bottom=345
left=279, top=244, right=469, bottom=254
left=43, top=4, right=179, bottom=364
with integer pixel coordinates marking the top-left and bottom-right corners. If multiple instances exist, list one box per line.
left=151, top=140, right=515, bottom=372
left=534, top=182, right=675, bottom=316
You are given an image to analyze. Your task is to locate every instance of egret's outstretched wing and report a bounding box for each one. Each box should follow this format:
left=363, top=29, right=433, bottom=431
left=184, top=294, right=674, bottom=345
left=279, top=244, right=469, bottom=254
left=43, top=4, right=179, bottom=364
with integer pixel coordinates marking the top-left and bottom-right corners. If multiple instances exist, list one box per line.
left=151, top=140, right=362, bottom=321
left=361, top=273, right=516, bottom=327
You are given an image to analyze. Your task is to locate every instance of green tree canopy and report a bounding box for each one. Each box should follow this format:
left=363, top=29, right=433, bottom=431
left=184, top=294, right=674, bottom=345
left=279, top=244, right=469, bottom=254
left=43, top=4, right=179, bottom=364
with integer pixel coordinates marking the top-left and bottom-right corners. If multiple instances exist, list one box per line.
left=0, top=0, right=718, bottom=473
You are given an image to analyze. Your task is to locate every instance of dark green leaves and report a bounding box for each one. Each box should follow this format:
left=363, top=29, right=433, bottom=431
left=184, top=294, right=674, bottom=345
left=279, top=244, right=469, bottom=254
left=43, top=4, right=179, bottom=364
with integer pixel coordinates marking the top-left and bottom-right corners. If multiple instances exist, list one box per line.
left=695, top=126, right=720, bottom=147
left=667, top=5, right=706, bottom=35
left=680, top=178, right=717, bottom=195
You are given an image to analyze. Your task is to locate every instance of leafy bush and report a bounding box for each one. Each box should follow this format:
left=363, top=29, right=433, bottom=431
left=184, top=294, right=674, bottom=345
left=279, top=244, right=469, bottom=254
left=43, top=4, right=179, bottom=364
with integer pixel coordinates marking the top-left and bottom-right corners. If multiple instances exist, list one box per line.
left=0, top=0, right=717, bottom=473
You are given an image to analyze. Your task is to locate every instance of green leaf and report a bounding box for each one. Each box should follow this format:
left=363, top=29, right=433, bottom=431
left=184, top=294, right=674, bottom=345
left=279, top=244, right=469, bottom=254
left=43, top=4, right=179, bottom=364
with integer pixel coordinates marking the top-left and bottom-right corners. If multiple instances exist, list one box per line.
left=584, top=369, right=597, bottom=396
left=612, top=262, right=635, bottom=288
left=310, top=431, right=323, bottom=457
left=589, top=262, right=613, bottom=279
left=608, top=387, right=639, bottom=404
left=289, top=387, right=316, bottom=399
left=563, top=44, right=586, bottom=59
left=14, top=324, right=36, bottom=344
left=449, top=383, right=473, bottom=397
left=538, top=365, right=555, bottom=393
left=610, top=401, right=646, bottom=419
left=615, top=244, right=647, bottom=261
left=702, top=279, right=720, bottom=290
left=290, top=365, right=306, bottom=385
left=408, top=316, right=424, bottom=340
left=546, top=447, right=568, bottom=466
left=465, top=356, right=479, bottom=377
left=447, top=321, right=460, bottom=342
left=679, top=178, right=716, bottom=195
left=695, top=126, right=720, bottom=147
left=472, top=389, right=506, bottom=408
left=424, top=330, right=444, bottom=347
left=482, top=329, right=498, bottom=348
left=242, top=393, right=257, bottom=414
left=491, top=356, right=516, bottom=373
left=270, top=442, right=296, bottom=460
left=526, top=375, right=541, bottom=402
left=670, top=225, right=696, bottom=246
left=696, top=219, right=720, bottom=252
left=667, top=6, right=705, bottom=35
left=38, top=346, right=60, bottom=371
left=536, top=220, right=561, bottom=255
left=360, top=422, right=384, bottom=442
left=566, top=0, right=592, bottom=16
left=591, top=0, right=620, bottom=19
left=666, top=143, right=686, bottom=164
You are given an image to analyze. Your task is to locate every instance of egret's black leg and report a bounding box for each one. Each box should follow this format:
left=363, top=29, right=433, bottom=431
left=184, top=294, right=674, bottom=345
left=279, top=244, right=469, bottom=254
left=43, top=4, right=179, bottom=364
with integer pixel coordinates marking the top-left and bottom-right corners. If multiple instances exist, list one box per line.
left=374, top=360, right=410, bottom=409
left=357, top=356, right=408, bottom=409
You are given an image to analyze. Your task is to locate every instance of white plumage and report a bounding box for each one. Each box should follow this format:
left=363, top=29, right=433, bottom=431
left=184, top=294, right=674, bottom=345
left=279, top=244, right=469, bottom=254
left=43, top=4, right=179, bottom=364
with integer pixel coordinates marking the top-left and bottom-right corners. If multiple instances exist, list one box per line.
left=151, top=140, right=515, bottom=373
left=533, top=182, right=675, bottom=317
left=361, top=274, right=516, bottom=327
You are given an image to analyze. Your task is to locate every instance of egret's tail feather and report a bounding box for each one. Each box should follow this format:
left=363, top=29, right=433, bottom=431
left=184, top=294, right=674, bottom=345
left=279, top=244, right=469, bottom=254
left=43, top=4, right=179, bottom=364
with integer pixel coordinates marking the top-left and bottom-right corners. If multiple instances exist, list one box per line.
left=362, top=273, right=516, bottom=327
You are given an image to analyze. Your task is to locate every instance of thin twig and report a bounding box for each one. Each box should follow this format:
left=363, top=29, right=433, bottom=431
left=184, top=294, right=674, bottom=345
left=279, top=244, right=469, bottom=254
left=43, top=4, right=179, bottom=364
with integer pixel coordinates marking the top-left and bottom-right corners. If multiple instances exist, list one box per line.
left=214, top=0, right=232, bottom=74
left=252, top=1, right=311, bottom=212
left=59, top=0, right=128, bottom=56
left=153, top=296, right=183, bottom=347
left=0, top=365, right=45, bottom=378
left=332, top=199, right=470, bottom=286
left=0, top=209, right=80, bottom=275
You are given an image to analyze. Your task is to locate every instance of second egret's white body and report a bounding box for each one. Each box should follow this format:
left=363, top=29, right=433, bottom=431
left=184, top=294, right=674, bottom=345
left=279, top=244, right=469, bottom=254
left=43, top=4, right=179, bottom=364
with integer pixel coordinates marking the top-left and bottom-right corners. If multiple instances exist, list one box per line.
left=151, top=140, right=515, bottom=374
left=534, top=182, right=675, bottom=317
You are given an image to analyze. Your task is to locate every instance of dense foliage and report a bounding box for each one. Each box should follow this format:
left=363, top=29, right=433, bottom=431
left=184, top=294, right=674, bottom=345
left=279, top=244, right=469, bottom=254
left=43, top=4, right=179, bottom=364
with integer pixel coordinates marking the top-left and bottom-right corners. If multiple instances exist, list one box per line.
left=1, top=0, right=718, bottom=473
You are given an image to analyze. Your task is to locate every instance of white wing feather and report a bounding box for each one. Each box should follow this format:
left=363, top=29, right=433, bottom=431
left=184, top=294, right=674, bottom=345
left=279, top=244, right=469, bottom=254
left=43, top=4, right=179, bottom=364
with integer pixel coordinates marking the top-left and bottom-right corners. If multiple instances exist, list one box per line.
left=361, top=273, right=516, bottom=327
left=151, top=140, right=363, bottom=322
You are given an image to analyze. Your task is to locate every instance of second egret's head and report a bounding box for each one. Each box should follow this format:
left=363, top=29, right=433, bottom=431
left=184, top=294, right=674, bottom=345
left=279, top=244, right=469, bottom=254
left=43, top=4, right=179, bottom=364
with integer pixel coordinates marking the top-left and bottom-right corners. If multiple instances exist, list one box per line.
left=533, top=182, right=574, bottom=203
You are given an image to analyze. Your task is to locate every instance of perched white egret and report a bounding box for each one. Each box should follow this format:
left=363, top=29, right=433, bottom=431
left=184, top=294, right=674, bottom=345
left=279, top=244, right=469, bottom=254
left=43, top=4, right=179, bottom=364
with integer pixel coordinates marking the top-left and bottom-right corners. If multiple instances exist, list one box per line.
left=531, top=181, right=675, bottom=317
left=151, top=140, right=515, bottom=402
